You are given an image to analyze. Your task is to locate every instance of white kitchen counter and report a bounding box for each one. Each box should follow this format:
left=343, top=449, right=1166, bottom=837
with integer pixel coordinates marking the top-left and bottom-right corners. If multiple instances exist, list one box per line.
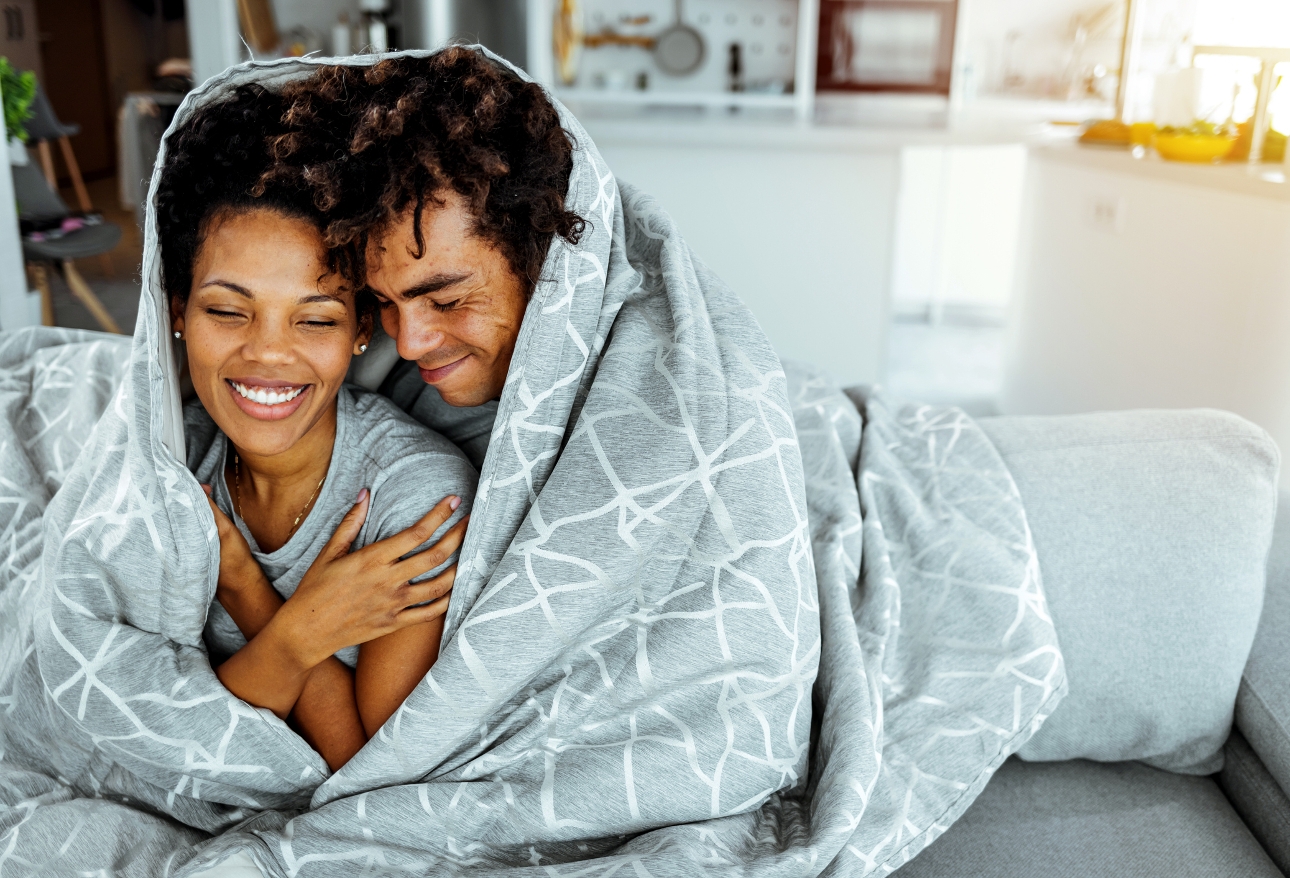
left=570, top=101, right=1063, bottom=152
left=1033, top=141, right=1290, bottom=203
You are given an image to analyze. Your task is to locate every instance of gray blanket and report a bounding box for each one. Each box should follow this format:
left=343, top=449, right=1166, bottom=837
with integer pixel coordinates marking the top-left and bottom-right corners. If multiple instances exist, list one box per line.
left=0, top=51, right=1065, bottom=877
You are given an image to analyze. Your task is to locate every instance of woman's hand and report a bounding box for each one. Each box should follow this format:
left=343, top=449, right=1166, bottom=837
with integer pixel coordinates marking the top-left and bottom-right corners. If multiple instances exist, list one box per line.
left=269, top=491, right=468, bottom=672
left=202, top=486, right=260, bottom=597
left=203, top=485, right=281, bottom=641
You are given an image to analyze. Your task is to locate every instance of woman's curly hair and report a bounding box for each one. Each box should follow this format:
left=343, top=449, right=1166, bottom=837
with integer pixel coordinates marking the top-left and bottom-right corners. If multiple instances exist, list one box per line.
left=155, top=83, right=356, bottom=308
left=260, top=47, right=585, bottom=295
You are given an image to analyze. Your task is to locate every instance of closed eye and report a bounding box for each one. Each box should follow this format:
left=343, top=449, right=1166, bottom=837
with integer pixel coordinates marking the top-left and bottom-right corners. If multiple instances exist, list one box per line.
left=432, top=299, right=461, bottom=313
left=205, top=307, right=243, bottom=319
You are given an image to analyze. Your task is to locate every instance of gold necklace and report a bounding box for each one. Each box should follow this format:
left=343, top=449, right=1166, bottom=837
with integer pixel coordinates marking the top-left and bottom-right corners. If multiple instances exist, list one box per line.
left=233, top=449, right=328, bottom=539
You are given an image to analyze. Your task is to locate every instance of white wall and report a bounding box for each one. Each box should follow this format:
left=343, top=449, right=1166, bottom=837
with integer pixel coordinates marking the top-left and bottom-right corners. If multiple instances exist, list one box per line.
left=187, top=0, right=242, bottom=86
left=0, top=143, right=37, bottom=332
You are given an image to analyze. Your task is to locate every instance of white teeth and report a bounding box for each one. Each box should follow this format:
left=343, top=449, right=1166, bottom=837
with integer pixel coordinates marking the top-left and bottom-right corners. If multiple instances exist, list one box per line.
left=231, top=382, right=304, bottom=406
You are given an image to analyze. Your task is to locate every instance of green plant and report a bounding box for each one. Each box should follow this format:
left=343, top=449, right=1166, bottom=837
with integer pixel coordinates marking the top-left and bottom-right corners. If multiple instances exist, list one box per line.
left=0, top=57, right=36, bottom=142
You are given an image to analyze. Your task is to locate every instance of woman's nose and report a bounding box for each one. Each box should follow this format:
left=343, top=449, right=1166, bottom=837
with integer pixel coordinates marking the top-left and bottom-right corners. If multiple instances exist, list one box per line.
left=242, top=319, right=295, bottom=365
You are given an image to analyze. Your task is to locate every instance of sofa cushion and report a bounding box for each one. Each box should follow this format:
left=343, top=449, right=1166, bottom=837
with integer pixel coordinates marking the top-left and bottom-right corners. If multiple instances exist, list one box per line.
left=1237, top=487, right=1290, bottom=798
left=980, top=409, right=1278, bottom=773
left=894, top=758, right=1282, bottom=877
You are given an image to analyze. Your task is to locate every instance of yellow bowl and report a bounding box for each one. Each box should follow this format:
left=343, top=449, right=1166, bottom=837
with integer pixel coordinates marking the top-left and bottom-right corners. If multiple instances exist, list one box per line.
left=1154, top=133, right=1237, bottom=163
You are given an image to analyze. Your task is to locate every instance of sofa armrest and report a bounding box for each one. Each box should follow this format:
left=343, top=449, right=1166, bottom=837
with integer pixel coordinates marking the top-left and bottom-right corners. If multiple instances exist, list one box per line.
left=1237, top=488, right=1290, bottom=797
left=1218, top=729, right=1290, bottom=874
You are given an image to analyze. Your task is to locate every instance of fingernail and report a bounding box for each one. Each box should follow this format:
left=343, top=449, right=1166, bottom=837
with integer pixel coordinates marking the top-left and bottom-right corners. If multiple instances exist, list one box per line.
left=449, top=496, right=461, bottom=510
left=357, top=488, right=369, bottom=503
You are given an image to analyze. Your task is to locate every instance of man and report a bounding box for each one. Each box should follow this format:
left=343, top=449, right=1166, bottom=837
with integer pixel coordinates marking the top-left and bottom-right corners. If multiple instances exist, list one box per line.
left=258, top=49, right=587, bottom=464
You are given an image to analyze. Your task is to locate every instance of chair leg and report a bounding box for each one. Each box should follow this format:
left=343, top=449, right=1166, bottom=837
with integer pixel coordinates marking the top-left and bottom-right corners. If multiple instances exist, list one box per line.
left=55, top=139, right=114, bottom=277
left=62, top=260, right=121, bottom=334
left=57, top=136, right=92, bottom=213
left=36, top=140, right=56, bottom=190
left=30, top=263, right=54, bottom=326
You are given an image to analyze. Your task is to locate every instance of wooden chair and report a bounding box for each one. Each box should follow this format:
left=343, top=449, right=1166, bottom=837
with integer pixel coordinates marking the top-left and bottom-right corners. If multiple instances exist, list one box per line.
left=25, top=86, right=113, bottom=276
left=13, top=162, right=122, bottom=334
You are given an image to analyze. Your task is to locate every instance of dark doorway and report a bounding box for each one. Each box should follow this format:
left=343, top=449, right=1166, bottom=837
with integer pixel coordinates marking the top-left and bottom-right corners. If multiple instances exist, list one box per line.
left=34, top=0, right=115, bottom=180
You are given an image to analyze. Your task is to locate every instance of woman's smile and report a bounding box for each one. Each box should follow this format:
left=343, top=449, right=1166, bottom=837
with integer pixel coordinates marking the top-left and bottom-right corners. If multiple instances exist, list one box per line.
left=225, top=379, right=313, bottom=421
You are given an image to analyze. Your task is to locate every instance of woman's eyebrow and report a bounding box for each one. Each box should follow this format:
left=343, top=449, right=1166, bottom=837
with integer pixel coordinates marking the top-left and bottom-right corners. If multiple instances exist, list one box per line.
left=200, top=280, right=254, bottom=298
left=397, top=272, right=472, bottom=300
left=298, top=293, right=346, bottom=305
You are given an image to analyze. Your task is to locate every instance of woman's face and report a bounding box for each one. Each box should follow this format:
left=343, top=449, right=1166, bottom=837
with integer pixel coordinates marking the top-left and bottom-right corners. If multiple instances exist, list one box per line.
left=172, top=207, right=369, bottom=458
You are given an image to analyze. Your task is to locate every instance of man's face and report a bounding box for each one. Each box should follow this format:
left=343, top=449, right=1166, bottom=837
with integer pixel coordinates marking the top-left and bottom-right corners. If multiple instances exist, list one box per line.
left=365, top=191, right=528, bottom=407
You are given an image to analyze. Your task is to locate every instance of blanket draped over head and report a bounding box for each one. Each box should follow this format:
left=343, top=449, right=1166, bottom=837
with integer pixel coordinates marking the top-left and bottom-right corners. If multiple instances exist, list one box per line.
left=0, top=51, right=1065, bottom=877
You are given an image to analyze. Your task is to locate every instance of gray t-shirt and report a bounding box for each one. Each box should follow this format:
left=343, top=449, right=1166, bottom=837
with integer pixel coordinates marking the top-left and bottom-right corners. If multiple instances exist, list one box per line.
left=381, top=360, right=498, bottom=471
left=186, top=384, right=477, bottom=667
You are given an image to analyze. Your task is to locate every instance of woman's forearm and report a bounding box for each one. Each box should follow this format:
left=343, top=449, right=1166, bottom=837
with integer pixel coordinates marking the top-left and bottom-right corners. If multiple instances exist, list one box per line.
left=217, top=574, right=369, bottom=767
left=355, top=616, right=445, bottom=737
left=290, top=657, right=368, bottom=771
left=217, top=564, right=282, bottom=640
left=215, top=616, right=314, bottom=718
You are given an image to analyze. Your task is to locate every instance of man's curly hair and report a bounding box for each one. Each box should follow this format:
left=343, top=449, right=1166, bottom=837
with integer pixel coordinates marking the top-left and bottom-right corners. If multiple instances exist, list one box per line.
left=260, top=47, right=585, bottom=295
left=155, top=83, right=355, bottom=308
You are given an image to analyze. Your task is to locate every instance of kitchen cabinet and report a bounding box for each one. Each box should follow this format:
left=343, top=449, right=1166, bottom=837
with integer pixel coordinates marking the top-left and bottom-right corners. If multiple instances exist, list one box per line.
left=1002, top=143, right=1290, bottom=486
left=590, top=125, right=897, bottom=384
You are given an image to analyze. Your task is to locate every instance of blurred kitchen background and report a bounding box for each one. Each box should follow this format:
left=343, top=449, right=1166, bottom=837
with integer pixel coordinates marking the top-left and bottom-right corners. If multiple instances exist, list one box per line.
left=2, top=0, right=1290, bottom=478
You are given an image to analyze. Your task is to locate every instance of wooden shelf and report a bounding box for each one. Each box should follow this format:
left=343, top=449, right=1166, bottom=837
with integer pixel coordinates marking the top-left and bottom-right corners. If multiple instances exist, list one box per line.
left=527, top=0, right=819, bottom=119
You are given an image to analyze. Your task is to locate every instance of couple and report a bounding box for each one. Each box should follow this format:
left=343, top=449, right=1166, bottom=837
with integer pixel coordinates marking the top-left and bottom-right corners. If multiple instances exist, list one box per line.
left=0, top=46, right=1062, bottom=878
left=163, top=49, right=560, bottom=772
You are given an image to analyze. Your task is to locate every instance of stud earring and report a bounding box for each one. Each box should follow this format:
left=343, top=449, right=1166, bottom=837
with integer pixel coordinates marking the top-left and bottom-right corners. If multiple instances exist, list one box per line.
left=173, top=331, right=181, bottom=339
left=359, top=343, right=368, bottom=353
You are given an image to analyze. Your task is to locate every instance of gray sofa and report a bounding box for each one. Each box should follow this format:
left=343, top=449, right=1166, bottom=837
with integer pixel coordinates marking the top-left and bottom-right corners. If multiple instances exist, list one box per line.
left=892, top=408, right=1289, bottom=877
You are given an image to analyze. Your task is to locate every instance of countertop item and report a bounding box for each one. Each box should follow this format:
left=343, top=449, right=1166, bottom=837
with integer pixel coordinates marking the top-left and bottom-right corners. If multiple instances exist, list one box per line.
left=1153, top=132, right=1237, bottom=164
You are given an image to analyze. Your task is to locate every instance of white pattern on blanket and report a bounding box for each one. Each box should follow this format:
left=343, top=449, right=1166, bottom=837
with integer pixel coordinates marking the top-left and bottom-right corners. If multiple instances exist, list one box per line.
left=0, top=49, right=1064, bottom=878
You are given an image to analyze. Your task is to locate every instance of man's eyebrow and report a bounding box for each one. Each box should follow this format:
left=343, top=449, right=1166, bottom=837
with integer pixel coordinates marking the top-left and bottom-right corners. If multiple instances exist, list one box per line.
left=199, top=280, right=253, bottom=298
left=395, top=272, right=473, bottom=300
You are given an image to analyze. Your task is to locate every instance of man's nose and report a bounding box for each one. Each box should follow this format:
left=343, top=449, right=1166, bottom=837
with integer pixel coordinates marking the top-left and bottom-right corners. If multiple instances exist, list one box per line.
left=389, top=304, right=447, bottom=362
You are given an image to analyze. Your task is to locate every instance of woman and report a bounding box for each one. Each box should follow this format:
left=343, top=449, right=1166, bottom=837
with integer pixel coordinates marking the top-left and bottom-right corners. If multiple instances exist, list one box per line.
left=159, top=82, right=478, bottom=770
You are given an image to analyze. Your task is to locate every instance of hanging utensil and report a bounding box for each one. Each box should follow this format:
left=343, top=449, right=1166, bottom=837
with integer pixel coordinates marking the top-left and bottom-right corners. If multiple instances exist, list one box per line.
left=553, top=0, right=584, bottom=86
left=654, top=0, right=704, bottom=76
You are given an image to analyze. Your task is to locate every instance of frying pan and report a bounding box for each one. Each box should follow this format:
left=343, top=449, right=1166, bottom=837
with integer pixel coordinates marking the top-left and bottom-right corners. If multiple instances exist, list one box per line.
left=654, top=0, right=704, bottom=76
